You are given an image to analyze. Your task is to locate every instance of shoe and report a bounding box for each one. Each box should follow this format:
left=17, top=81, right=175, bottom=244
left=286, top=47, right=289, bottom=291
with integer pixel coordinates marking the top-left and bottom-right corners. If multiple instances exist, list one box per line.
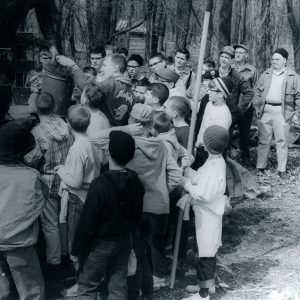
left=277, top=171, right=289, bottom=180
left=181, top=293, right=209, bottom=300
left=60, top=283, right=78, bottom=297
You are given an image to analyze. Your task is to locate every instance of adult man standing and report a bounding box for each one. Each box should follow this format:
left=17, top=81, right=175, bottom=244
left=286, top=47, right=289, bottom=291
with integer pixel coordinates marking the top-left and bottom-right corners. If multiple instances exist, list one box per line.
left=218, top=46, right=254, bottom=160
left=90, top=45, right=106, bottom=73
left=148, top=53, right=167, bottom=83
left=57, top=54, right=135, bottom=126
left=169, top=48, right=195, bottom=98
left=232, top=44, right=259, bottom=164
left=253, top=48, right=300, bottom=177
left=0, top=0, right=59, bottom=123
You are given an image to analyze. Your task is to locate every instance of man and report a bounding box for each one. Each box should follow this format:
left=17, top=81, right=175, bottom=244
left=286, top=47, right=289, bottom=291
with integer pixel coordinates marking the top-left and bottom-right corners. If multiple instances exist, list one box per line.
left=232, top=44, right=259, bottom=164
left=57, top=54, right=135, bottom=126
left=127, top=54, right=145, bottom=80
left=169, top=48, right=195, bottom=98
left=218, top=46, right=254, bottom=161
left=0, top=0, right=59, bottom=123
left=148, top=53, right=166, bottom=83
left=90, top=45, right=106, bottom=72
left=253, top=48, right=300, bottom=177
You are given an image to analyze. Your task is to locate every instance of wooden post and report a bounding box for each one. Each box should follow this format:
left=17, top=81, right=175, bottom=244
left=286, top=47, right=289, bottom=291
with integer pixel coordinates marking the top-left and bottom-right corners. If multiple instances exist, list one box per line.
left=169, top=0, right=213, bottom=289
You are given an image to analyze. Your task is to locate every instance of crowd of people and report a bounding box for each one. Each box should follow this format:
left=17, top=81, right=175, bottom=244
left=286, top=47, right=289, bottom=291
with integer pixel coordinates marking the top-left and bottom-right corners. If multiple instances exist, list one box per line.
left=1, top=42, right=300, bottom=300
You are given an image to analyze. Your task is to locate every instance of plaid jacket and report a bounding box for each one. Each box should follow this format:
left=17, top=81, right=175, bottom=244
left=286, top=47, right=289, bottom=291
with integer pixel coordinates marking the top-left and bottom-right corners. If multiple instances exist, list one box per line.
left=25, top=115, right=74, bottom=198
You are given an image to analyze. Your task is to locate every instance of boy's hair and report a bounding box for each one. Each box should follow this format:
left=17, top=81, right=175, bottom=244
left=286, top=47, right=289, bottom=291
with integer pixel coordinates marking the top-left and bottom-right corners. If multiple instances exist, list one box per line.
left=130, top=116, right=153, bottom=130
left=116, top=47, right=128, bottom=57
left=136, top=77, right=150, bottom=87
left=153, top=111, right=173, bottom=134
left=83, top=66, right=97, bottom=77
left=111, top=54, right=127, bottom=74
left=168, top=96, right=191, bottom=118
left=91, top=45, right=106, bottom=58
left=128, top=54, right=144, bottom=67
left=176, top=48, right=190, bottom=60
left=149, top=52, right=165, bottom=61
left=36, top=92, right=55, bottom=115
left=147, top=83, right=169, bottom=106
left=204, top=59, right=216, bottom=69
left=68, top=105, right=91, bottom=133
left=105, top=44, right=116, bottom=53
left=84, top=82, right=103, bottom=109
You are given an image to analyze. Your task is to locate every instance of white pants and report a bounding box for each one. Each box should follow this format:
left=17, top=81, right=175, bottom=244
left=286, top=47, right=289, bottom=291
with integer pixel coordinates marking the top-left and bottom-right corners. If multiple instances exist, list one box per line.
left=257, top=105, right=289, bottom=172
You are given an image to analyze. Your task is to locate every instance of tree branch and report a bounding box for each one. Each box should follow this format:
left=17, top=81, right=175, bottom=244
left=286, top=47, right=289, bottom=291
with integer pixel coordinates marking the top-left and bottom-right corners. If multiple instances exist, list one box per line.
left=286, top=0, right=300, bottom=49
left=191, top=1, right=202, bottom=29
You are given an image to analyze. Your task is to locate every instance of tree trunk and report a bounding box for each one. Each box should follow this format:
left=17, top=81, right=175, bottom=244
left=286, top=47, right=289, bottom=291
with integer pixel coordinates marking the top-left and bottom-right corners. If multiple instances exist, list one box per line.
left=94, top=0, right=112, bottom=46
left=86, top=0, right=94, bottom=50
left=155, top=0, right=166, bottom=52
left=175, top=0, right=192, bottom=48
left=219, top=0, right=233, bottom=47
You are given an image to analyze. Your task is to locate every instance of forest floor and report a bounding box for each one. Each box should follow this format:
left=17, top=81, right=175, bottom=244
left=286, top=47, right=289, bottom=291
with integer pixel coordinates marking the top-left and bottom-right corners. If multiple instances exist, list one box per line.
left=42, top=146, right=300, bottom=300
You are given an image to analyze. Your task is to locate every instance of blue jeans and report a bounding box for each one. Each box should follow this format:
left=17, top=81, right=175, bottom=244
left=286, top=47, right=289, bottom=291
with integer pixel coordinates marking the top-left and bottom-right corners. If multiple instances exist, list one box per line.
left=68, top=193, right=84, bottom=254
left=77, top=235, right=131, bottom=300
left=0, top=246, right=44, bottom=300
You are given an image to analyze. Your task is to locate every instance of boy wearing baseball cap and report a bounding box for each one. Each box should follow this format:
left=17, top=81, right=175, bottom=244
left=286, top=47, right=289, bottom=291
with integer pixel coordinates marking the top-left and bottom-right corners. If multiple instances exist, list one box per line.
left=182, top=125, right=229, bottom=300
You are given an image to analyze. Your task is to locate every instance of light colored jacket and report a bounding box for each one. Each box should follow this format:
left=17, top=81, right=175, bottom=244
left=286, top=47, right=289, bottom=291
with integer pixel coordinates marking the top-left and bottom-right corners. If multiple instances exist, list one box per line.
left=253, top=68, right=300, bottom=121
left=0, top=164, right=48, bottom=251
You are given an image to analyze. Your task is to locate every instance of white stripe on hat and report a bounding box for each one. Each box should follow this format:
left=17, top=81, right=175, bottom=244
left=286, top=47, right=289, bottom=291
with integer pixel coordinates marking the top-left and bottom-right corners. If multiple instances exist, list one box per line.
left=213, top=78, right=230, bottom=98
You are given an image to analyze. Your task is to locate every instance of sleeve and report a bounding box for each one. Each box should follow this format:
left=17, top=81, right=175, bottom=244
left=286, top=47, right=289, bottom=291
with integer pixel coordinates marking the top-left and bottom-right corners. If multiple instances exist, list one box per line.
left=165, top=147, right=183, bottom=192
left=57, top=147, right=85, bottom=189
left=252, top=68, right=259, bottom=89
left=33, top=176, right=48, bottom=219
left=71, top=68, right=93, bottom=91
left=252, top=73, right=264, bottom=112
left=294, top=74, right=300, bottom=115
left=71, top=179, right=103, bottom=256
left=35, top=0, right=59, bottom=44
left=237, top=73, right=254, bottom=112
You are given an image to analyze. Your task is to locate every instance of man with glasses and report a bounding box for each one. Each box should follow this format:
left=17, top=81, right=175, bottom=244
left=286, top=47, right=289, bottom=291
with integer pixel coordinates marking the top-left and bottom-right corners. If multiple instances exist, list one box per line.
left=232, top=44, right=258, bottom=165
left=90, top=45, right=106, bottom=73
left=148, top=53, right=166, bottom=83
left=127, top=54, right=145, bottom=80
left=253, top=48, right=300, bottom=177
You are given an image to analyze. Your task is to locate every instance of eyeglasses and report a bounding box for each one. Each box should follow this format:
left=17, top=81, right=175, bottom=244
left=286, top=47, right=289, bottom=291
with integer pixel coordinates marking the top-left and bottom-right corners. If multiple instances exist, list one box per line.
left=149, top=60, right=162, bottom=67
left=127, top=65, right=139, bottom=69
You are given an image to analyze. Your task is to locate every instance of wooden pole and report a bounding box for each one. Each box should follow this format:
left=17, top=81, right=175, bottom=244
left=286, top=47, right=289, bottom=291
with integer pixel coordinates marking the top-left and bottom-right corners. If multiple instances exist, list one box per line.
left=169, top=0, right=213, bottom=289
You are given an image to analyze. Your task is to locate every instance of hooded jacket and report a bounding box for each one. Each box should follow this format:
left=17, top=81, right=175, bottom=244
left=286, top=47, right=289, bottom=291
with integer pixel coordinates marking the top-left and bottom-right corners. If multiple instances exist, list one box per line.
left=72, top=68, right=135, bottom=126
left=71, top=169, right=144, bottom=256
left=0, top=163, right=48, bottom=251
left=157, top=128, right=188, bottom=162
left=25, top=115, right=74, bottom=198
left=126, top=136, right=183, bottom=214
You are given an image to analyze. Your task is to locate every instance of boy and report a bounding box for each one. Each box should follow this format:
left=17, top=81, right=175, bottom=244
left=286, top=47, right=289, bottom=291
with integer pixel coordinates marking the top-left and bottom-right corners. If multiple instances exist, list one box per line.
left=194, top=77, right=232, bottom=168
left=133, top=78, right=150, bottom=103
left=152, top=111, right=189, bottom=163
left=25, top=92, right=74, bottom=267
left=56, top=105, right=101, bottom=254
left=0, top=119, right=48, bottom=300
left=144, top=82, right=169, bottom=111
left=182, top=125, right=229, bottom=300
left=71, top=131, right=145, bottom=299
left=164, top=96, right=191, bottom=148
left=126, top=103, right=182, bottom=300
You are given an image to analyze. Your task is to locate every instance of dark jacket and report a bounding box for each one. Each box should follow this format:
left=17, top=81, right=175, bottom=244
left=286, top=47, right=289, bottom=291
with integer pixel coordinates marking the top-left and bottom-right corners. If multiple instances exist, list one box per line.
left=0, top=0, right=58, bottom=47
left=72, top=68, right=135, bottom=126
left=71, top=169, right=145, bottom=256
left=225, top=68, right=254, bottom=121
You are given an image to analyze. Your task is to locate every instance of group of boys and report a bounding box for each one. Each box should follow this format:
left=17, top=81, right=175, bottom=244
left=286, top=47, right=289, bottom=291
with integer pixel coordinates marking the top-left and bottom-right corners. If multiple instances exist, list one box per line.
left=1, top=42, right=300, bottom=300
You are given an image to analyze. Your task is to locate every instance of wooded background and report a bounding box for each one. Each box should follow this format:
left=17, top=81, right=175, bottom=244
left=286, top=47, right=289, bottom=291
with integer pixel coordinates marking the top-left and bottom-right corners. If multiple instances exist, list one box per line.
left=23, top=0, right=300, bottom=73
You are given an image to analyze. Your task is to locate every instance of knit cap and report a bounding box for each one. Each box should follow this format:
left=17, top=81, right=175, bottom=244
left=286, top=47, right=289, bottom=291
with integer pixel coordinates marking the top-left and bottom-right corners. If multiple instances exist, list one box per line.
left=130, top=103, right=154, bottom=122
left=273, top=48, right=288, bottom=59
left=156, top=67, right=180, bottom=84
left=203, top=125, right=229, bottom=154
left=220, top=46, right=235, bottom=58
left=213, top=77, right=234, bottom=98
left=109, top=131, right=135, bottom=165
left=202, top=69, right=219, bottom=80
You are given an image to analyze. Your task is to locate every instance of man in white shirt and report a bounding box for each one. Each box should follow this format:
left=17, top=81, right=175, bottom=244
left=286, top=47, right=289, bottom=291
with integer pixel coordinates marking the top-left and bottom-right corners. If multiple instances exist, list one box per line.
left=253, top=48, right=300, bottom=177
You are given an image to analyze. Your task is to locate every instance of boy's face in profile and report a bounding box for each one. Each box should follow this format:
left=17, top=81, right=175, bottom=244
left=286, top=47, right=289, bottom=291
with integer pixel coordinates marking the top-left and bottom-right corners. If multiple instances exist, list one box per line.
left=134, top=86, right=147, bottom=103
left=144, top=90, right=157, bottom=107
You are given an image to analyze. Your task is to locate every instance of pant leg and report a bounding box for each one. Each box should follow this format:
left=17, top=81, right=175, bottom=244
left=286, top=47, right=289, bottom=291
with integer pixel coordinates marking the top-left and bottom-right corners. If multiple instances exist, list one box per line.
left=196, top=256, right=216, bottom=288
left=3, top=247, right=45, bottom=300
left=107, top=236, right=131, bottom=300
left=40, top=195, right=61, bottom=264
left=0, top=255, right=12, bottom=300
left=67, top=193, right=84, bottom=254
left=256, top=106, right=274, bottom=169
left=238, top=106, right=254, bottom=159
left=271, top=106, right=289, bottom=172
